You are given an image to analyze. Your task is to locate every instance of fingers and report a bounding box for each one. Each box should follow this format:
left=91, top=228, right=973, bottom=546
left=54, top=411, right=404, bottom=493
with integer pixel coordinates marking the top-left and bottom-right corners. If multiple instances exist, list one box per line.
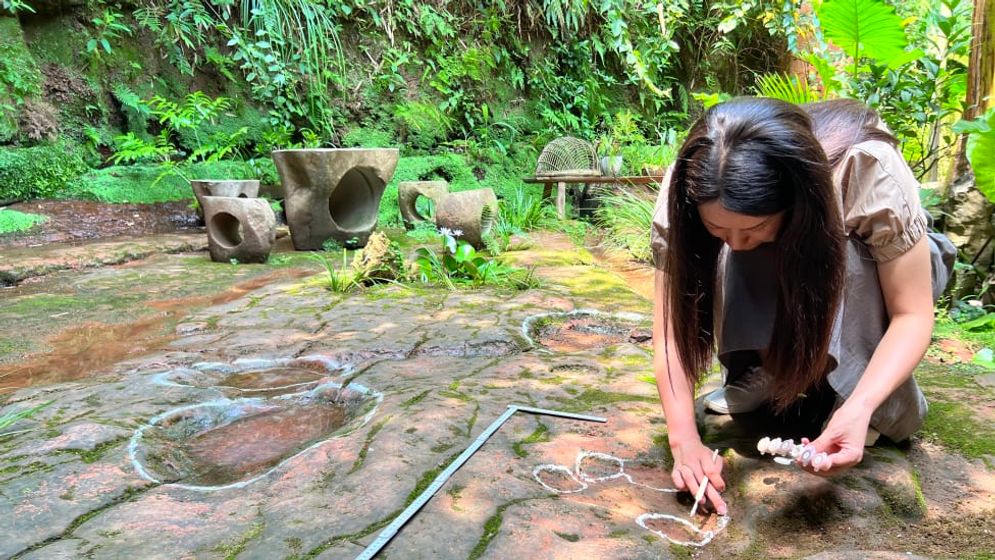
left=678, top=464, right=701, bottom=497
left=704, top=482, right=728, bottom=515
left=825, top=446, right=862, bottom=471
left=802, top=433, right=860, bottom=475
left=678, top=458, right=729, bottom=515
left=671, top=466, right=687, bottom=491
left=702, top=457, right=725, bottom=492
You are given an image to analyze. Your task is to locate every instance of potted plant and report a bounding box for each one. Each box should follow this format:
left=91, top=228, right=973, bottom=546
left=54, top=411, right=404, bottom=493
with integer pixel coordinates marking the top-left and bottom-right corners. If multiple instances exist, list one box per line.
left=596, top=134, right=624, bottom=177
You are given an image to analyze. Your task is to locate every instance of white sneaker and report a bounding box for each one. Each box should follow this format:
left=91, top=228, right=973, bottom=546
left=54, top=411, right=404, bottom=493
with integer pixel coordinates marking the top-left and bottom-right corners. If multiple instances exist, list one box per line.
left=703, top=366, right=773, bottom=414
left=703, top=387, right=731, bottom=414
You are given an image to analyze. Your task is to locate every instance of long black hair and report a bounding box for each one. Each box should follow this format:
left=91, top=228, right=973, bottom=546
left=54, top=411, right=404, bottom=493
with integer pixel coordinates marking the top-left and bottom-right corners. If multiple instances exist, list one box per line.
left=664, top=96, right=864, bottom=411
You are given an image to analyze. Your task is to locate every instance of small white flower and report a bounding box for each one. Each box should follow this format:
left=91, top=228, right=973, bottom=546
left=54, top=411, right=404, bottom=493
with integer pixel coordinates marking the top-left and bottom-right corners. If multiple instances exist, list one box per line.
left=438, top=227, right=453, bottom=237
left=452, top=229, right=463, bottom=238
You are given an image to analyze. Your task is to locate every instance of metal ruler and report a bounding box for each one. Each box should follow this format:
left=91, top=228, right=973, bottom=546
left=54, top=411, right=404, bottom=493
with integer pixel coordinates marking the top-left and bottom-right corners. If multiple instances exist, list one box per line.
left=355, top=404, right=607, bottom=560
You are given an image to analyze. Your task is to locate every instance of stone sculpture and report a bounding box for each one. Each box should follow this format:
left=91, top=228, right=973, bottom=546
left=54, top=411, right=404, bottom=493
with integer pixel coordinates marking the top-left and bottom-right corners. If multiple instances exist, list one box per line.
left=201, top=196, right=276, bottom=263
left=191, top=179, right=260, bottom=220
left=272, top=148, right=399, bottom=250
left=398, top=180, right=449, bottom=229
left=435, top=188, right=499, bottom=248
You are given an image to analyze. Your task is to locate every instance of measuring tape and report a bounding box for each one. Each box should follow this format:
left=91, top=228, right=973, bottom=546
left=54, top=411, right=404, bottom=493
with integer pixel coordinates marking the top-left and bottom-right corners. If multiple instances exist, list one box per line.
left=355, top=404, right=607, bottom=560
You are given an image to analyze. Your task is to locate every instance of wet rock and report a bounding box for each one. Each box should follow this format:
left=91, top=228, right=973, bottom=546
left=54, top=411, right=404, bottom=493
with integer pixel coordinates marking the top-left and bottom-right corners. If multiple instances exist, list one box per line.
left=11, top=422, right=131, bottom=456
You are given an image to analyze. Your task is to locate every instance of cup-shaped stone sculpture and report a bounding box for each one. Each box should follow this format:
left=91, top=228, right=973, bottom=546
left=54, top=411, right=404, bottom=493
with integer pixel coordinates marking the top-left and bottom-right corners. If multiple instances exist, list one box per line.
left=191, top=180, right=260, bottom=221
left=435, top=188, right=499, bottom=248
left=398, top=180, right=449, bottom=230
left=201, top=195, right=276, bottom=263
left=271, top=149, right=399, bottom=249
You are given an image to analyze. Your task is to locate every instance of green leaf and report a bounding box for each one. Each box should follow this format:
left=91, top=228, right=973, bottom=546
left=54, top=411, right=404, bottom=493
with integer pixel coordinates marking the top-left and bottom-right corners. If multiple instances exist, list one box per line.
left=454, top=242, right=475, bottom=262
left=463, top=260, right=480, bottom=278
left=817, top=0, right=911, bottom=68
left=972, top=348, right=995, bottom=369
left=960, top=311, right=995, bottom=332
left=965, top=111, right=995, bottom=204
left=754, top=73, right=819, bottom=104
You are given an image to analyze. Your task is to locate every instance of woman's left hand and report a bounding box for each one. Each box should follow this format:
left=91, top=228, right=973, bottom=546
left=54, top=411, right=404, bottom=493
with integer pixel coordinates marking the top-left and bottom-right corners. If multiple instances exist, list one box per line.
left=801, top=402, right=873, bottom=476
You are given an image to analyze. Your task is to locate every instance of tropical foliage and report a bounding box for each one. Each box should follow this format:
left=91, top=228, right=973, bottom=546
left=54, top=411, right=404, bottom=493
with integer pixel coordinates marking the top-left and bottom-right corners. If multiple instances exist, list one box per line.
left=954, top=108, right=995, bottom=203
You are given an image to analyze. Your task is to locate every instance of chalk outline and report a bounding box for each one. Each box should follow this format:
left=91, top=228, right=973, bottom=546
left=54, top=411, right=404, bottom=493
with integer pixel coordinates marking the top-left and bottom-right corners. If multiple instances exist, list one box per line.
left=533, top=450, right=730, bottom=547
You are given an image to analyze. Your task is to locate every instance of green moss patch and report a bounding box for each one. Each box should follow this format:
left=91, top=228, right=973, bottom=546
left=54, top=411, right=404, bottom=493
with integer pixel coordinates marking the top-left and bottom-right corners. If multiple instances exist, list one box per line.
left=0, top=17, right=43, bottom=143
left=468, top=498, right=533, bottom=560
left=512, top=421, right=550, bottom=458
left=0, top=209, right=45, bottom=234
left=60, top=161, right=273, bottom=204
left=549, top=389, right=658, bottom=413
left=919, top=399, right=995, bottom=460
left=0, top=142, right=88, bottom=200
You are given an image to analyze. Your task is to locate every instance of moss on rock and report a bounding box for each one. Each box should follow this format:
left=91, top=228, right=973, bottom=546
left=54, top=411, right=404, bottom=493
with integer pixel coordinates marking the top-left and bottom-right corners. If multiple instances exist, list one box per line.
left=0, top=141, right=88, bottom=200
left=0, top=16, right=44, bottom=144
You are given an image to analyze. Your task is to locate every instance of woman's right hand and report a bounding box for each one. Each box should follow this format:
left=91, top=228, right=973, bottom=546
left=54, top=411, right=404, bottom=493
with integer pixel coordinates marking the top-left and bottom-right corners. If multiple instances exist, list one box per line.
left=670, top=438, right=727, bottom=515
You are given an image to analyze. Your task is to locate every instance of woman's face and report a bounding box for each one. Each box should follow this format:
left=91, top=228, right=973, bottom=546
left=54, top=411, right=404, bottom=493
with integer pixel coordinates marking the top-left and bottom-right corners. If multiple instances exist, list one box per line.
left=698, top=200, right=784, bottom=252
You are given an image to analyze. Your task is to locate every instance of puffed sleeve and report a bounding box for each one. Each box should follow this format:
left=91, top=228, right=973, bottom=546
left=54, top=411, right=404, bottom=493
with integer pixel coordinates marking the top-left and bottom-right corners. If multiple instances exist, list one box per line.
left=650, top=165, right=675, bottom=270
left=838, top=140, right=928, bottom=262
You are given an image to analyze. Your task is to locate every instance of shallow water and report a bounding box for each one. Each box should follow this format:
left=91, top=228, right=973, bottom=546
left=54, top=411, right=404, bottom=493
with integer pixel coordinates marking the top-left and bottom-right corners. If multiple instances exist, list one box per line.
left=0, top=200, right=199, bottom=249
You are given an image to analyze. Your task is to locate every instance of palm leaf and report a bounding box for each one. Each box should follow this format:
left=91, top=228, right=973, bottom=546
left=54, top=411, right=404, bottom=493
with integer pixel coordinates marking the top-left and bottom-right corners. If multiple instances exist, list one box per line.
left=754, top=73, right=820, bottom=104
left=816, top=0, right=916, bottom=69
left=955, top=109, right=995, bottom=204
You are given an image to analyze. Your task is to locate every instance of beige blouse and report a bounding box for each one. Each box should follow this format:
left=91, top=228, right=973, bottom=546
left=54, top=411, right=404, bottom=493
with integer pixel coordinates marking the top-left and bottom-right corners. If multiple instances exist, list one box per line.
left=650, top=139, right=928, bottom=267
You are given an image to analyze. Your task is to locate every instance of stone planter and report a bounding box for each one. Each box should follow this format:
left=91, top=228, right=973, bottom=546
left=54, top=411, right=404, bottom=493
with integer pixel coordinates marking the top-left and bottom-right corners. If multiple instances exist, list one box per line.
left=191, top=180, right=261, bottom=222
left=398, top=180, right=449, bottom=230
left=599, top=155, right=623, bottom=177
left=271, top=148, right=399, bottom=249
left=201, top=196, right=276, bottom=263
left=435, top=188, right=499, bottom=248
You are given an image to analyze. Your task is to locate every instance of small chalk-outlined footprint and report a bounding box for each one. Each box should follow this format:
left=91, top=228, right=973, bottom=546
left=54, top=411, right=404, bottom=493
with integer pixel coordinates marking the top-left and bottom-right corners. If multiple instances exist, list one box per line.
left=532, top=450, right=730, bottom=547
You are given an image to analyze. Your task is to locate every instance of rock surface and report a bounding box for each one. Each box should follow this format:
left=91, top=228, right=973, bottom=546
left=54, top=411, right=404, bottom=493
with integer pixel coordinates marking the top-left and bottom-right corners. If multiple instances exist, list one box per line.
left=0, top=231, right=993, bottom=560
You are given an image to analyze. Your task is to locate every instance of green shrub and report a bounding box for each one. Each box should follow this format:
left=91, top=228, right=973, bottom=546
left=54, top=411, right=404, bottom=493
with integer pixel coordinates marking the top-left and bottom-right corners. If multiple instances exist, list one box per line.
left=0, top=143, right=89, bottom=200
left=61, top=160, right=269, bottom=204
left=342, top=126, right=395, bottom=148
left=0, top=17, right=43, bottom=144
left=393, top=101, right=453, bottom=151
left=174, top=102, right=267, bottom=154
left=0, top=208, right=46, bottom=234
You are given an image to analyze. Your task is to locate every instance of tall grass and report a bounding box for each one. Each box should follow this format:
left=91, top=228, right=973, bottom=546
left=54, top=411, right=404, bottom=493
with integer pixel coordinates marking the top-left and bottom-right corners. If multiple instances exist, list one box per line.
left=307, top=250, right=359, bottom=293
left=594, top=188, right=656, bottom=263
left=499, top=188, right=555, bottom=232
left=483, top=188, right=555, bottom=255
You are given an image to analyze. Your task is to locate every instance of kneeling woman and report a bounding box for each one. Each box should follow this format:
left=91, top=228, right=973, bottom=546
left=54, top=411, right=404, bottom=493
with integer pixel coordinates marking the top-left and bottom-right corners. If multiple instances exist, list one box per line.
left=651, top=98, right=955, bottom=514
